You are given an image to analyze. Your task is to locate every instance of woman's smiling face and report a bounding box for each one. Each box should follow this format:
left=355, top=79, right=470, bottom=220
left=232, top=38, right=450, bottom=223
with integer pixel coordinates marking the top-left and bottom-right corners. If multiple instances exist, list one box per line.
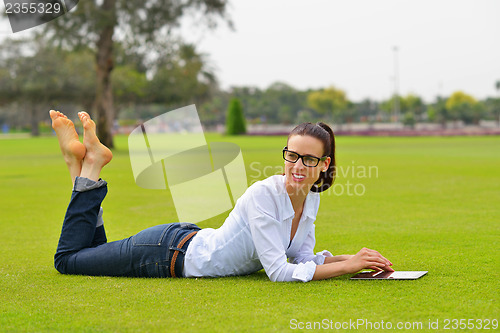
left=284, top=135, right=330, bottom=196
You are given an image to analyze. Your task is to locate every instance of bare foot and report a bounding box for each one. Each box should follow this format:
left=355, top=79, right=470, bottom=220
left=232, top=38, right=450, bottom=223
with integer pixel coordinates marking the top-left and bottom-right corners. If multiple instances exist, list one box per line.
left=49, top=110, right=86, bottom=184
left=78, top=111, right=113, bottom=182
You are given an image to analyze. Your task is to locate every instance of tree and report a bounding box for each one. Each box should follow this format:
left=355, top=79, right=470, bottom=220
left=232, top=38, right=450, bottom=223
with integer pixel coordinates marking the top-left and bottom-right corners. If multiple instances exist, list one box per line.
left=112, top=64, right=148, bottom=108
left=402, top=111, right=416, bottom=128
left=354, top=98, right=378, bottom=124
left=380, top=96, right=398, bottom=121
left=147, top=43, right=218, bottom=107
left=496, top=81, right=500, bottom=126
left=307, top=86, right=348, bottom=128
left=380, top=94, right=424, bottom=123
left=0, top=37, right=95, bottom=135
left=262, top=82, right=304, bottom=124
left=445, top=91, right=481, bottom=125
left=198, top=92, right=229, bottom=127
left=405, top=94, right=425, bottom=122
left=427, top=97, right=448, bottom=128
left=226, top=82, right=309, bottom=125
left=225, top=98, right=246, bottom=135
left=45, top=0, right=231, bottom=148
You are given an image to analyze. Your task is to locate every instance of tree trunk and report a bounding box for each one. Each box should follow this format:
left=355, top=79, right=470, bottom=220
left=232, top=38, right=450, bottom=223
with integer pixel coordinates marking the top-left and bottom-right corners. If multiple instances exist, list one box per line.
left=92, top=0, right=116, bottom=149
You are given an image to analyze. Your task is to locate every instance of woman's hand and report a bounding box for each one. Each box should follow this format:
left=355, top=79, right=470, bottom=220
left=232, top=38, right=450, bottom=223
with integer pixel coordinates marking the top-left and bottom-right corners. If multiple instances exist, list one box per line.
left=312, top=248, right=394, bottom=280
left=344, top=247, right=394, bottom=274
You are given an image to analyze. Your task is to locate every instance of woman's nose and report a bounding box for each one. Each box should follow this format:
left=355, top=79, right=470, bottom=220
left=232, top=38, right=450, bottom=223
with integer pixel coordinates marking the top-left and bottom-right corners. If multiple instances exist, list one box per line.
left=295, top=158, right=307, bottom=169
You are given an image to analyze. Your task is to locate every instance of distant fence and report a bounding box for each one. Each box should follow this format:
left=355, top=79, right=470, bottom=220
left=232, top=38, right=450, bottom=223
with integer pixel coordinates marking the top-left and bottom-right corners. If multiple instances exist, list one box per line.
left=244, top=122, right=500, bottom=136
left=109, top=121, right=500, bottom=136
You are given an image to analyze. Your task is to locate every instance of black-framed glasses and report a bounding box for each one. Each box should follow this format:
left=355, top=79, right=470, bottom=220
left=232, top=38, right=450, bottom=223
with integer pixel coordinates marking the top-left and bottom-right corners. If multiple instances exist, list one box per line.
left=282, top=147, right=328, bottom=167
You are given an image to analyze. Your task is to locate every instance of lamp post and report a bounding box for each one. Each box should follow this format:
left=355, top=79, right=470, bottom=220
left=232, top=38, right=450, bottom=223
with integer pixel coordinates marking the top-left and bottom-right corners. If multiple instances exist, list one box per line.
left=393, top=46, right=400, bottom=123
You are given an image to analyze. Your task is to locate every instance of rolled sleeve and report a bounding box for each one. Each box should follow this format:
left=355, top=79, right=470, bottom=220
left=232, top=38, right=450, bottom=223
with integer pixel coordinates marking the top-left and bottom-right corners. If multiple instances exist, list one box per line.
left=291, top=261, right=317, bottom=282
left=313, top=250, right=334, bottom=265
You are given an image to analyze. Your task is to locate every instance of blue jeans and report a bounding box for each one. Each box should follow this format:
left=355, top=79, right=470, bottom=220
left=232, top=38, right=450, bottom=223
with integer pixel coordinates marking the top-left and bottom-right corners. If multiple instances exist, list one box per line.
left=54, top=178, right=200, bottom=277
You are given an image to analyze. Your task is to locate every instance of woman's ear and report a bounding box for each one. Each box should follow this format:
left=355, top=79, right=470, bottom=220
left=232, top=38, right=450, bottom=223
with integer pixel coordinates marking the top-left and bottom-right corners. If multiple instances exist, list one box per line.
left=322, top=157, right=331, bottom=172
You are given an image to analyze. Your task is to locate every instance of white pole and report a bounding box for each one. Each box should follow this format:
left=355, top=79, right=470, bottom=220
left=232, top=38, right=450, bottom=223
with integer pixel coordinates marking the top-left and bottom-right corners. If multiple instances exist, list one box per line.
left=393, top=46, right=400, bottom=123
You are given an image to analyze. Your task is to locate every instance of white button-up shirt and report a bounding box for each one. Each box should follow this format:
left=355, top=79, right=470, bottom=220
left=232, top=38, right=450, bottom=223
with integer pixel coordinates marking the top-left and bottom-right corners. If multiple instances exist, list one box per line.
left=183, top=175, right=332, bottom=282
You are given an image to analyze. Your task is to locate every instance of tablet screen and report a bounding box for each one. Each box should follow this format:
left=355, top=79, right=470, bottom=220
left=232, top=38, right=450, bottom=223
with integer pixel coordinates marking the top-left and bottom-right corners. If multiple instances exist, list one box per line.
left=350, top=271, right=428, bottom=280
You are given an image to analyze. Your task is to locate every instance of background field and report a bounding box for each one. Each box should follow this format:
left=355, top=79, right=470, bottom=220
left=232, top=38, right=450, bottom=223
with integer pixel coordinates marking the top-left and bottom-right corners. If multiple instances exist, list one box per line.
left=1, top=134, right=499, bottom=332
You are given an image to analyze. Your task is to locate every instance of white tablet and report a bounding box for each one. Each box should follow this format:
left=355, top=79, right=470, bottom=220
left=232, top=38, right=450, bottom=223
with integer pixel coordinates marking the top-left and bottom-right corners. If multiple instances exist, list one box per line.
left=350, top=270, right=428, bottom=280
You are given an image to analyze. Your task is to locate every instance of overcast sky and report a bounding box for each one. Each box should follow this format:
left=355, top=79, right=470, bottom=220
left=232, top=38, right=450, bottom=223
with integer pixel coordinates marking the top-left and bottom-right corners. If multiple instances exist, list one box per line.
left=1, top=0, right=499, bottom=103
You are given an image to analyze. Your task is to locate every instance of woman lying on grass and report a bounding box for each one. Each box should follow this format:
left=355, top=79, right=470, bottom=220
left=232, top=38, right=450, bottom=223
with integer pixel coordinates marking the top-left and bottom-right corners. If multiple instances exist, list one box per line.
left=50, top=110, right=394, bottom=282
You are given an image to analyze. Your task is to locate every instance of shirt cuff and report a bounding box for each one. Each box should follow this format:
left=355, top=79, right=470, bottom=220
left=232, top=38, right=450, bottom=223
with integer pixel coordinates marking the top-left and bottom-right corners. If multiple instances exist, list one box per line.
left=291, top=261, right=317, bottom=282
left=314, top=250, right=334, bottom=265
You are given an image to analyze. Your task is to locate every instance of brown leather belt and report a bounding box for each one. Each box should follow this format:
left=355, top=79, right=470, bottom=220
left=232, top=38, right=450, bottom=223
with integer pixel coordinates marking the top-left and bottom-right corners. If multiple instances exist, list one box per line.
left=170, top=231, right=198, bottom=278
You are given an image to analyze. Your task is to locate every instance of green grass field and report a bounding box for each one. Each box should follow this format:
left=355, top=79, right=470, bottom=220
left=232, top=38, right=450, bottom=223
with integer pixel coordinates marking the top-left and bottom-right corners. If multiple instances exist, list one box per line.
left=1, top=133, right=499, bottom=332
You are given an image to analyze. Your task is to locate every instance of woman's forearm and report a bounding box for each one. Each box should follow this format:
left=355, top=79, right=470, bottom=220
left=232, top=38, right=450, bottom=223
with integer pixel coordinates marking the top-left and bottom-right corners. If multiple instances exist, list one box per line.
left=312, top=261, right=350, bottom=280
left=324, top=254, right=354, bottom=264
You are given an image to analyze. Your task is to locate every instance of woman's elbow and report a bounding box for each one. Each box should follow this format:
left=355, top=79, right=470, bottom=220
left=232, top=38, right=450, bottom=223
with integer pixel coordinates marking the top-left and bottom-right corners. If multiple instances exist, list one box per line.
left=267, top=268, right=292, bottom=282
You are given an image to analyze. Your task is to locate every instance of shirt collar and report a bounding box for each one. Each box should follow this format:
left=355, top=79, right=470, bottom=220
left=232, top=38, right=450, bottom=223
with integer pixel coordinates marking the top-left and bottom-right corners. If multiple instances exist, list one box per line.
left=302, top=192, right=319, bottom=219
